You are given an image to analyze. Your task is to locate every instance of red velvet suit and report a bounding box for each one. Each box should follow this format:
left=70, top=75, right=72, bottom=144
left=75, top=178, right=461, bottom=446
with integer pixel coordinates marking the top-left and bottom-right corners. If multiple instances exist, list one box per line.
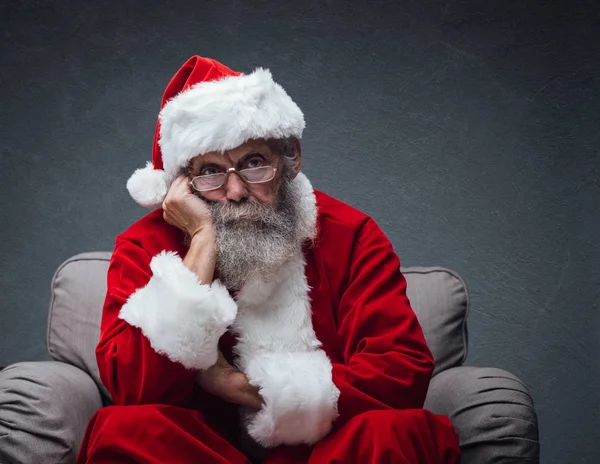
left=77, top=189, right=460, bottom=464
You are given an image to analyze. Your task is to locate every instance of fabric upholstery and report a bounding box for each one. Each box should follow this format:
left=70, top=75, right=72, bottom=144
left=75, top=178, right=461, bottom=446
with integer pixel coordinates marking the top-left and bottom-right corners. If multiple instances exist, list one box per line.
left=47, top=252, right=110, bottom=397
left=424, top=366, right=540, bottom=463
left=402, top=266, right=469, bottom=375
left=0, top=361, right=103, bottom=464
left=47, top=253, right=469, bottom=391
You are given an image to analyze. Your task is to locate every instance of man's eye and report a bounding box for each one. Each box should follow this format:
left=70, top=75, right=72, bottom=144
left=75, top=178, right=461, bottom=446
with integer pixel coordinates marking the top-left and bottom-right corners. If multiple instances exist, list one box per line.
left=244, top=157, right=264, bottom=169
left=200, top=166, right=220, bottom=176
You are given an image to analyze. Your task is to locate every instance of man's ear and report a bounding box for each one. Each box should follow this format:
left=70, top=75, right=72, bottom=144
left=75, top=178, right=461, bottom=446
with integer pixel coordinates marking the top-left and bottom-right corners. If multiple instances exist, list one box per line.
left=288, top=139, right=302, bottom=179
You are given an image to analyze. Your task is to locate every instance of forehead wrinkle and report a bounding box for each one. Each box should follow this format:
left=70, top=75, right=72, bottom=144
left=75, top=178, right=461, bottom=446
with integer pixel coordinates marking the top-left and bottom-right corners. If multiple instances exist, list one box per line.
left=225, top=142, right=272, bottom=161
left=193, top=152, right=234, bottom=170
left=223, top=148, right=250, bottom=164
left=191, top=140, right=275, bottom=172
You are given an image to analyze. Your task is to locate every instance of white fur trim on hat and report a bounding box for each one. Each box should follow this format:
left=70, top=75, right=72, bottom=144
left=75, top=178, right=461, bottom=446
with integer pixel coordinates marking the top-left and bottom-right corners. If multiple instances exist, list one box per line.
left=158, top=68, right=305, bottom=181
left=126, top=162, right=169, bottom=209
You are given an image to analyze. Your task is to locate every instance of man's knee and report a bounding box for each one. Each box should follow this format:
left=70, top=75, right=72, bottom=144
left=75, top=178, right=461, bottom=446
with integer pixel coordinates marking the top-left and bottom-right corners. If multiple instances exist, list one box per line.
left=347, top=408, right=437, bottom=429
left=343, top=409, right=459, bottom=451
left=100, top=404, right=159, bottom=418
left=79, top=404, right=249, bottom=464
left=95, top=404, right=162, bottom=429
left=315, top=410, right=460, bottom=463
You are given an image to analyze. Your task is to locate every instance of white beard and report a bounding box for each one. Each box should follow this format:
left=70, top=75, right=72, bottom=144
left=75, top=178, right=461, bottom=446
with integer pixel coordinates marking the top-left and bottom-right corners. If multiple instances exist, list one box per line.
left=208, top=175, right=304, bottom=291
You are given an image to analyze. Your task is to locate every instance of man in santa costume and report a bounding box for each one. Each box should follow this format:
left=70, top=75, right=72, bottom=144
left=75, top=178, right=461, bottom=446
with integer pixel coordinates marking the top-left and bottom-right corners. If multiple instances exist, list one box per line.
left=77, top=55, right=461, bottom=464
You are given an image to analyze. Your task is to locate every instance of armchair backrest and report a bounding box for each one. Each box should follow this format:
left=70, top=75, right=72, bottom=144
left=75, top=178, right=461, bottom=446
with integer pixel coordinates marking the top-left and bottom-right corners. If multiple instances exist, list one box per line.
left=47, top=252, right=469, bottom=396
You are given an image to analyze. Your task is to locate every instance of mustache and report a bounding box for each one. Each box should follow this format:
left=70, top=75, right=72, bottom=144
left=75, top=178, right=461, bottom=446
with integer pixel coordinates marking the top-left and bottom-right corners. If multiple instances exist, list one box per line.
left=195, top=193, right=279, bottom=223
left=193, top=168, right=295, bottom=224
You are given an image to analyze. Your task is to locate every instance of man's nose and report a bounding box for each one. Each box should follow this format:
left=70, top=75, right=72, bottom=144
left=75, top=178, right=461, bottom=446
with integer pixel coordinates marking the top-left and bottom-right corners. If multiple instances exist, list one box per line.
left=224, top=171, right=250, bottom=202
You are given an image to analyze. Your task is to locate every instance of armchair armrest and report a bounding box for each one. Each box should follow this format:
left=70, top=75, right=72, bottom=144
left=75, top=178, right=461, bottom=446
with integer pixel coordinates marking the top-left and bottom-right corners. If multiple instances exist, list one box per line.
left=424, top=366, right=539, bottom=463
left=0, top=361, right=103, bottom=464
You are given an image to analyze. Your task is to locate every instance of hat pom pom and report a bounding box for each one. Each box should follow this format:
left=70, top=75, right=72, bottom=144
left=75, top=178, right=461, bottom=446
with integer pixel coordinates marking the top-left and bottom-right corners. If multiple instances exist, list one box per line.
left=126, top=162, right=169, bottom=209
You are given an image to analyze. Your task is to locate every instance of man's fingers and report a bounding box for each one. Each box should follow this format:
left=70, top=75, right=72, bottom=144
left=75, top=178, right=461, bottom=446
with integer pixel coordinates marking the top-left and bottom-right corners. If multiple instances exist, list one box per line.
left=241, top=386, right=263, bottom=410
left=170, top=175, right=189, bottom=194
left=164, top=175, right=190, bottom=203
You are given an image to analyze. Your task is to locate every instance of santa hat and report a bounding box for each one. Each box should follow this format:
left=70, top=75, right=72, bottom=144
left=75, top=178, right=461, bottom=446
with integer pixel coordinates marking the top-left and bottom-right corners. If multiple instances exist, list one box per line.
left=127, top=56, right=306, bottom=208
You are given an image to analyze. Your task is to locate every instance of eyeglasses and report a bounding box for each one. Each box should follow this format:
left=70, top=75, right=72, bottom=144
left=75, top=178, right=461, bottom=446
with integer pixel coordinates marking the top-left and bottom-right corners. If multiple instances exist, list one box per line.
left=188, top=165, right=278, bottom=192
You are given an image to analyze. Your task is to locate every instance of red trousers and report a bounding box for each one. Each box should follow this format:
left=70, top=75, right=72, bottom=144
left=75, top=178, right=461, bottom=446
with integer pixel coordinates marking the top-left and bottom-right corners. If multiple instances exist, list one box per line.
left=77, top=405, right=460, bottom=464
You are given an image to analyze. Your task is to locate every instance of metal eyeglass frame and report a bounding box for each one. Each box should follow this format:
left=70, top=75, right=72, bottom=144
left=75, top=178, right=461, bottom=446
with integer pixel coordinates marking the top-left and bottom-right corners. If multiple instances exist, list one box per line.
left=188, top=163, right=279, bottom=193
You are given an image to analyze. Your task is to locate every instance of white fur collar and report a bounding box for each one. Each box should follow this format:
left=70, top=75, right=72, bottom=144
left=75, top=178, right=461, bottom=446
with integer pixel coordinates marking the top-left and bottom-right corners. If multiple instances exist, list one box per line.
left=231, top=173, right=339, bottom=448
left=292, top=171, right=318, bottom=243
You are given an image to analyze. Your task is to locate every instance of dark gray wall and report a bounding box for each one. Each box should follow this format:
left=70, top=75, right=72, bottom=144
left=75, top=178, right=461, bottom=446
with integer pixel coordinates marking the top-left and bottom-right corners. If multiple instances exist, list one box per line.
left=1, top=0, right=598, bottom=462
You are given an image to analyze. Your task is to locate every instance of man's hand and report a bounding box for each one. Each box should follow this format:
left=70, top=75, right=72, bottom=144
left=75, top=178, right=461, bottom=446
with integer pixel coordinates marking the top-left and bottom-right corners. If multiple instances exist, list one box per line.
left=163, top=174, right=214, bottom=239
left=163, top=174, right=218, bottom=284
left=197, top=352, right=263, bottom=410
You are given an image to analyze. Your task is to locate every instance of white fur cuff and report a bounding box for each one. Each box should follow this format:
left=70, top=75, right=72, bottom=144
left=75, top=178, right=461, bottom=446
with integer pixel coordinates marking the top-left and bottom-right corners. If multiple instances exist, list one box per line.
left=244, top=351, right=340, bottom=447
left=119, top=251, right=237, bottom=370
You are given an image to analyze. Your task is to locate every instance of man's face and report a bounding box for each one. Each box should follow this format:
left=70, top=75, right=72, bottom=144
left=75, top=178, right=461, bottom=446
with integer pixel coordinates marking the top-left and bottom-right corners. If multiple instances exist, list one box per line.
left=187, top=139, right=284, bottom=207
left=186, top=138, right=303, bottom=290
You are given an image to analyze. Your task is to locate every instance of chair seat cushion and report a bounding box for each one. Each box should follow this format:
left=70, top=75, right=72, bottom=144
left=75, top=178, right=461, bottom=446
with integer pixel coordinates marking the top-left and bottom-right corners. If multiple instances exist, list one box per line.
left=0, top=361, right=103, bottom=464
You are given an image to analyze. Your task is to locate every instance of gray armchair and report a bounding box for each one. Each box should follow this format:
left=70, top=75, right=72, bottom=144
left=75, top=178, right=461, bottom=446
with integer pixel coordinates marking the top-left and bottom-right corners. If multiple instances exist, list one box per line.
left=0, top=252, right=540, bottom=463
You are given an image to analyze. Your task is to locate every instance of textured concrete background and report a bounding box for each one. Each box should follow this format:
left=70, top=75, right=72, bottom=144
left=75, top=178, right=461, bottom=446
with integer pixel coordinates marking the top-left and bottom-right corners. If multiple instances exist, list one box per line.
left=1, top=0, right=598, bottom=462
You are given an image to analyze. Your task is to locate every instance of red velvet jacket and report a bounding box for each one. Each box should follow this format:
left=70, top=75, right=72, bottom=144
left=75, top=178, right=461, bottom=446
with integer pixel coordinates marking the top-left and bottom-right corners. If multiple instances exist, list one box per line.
left=96, top=187, right=434, bottom=442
